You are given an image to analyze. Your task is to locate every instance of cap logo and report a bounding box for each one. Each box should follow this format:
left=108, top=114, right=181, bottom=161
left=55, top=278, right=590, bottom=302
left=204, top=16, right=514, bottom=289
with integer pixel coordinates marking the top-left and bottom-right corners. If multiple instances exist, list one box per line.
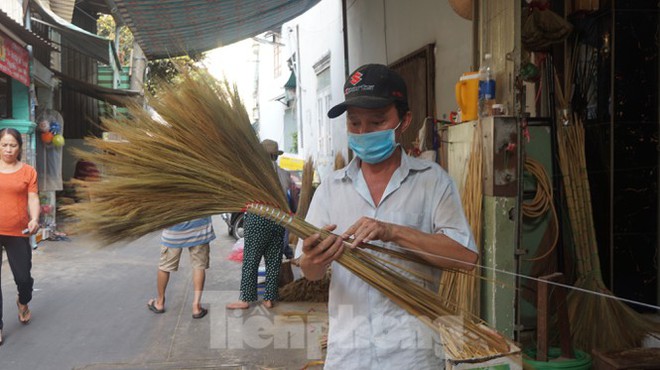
left=349, top=71, right=363, bottom=85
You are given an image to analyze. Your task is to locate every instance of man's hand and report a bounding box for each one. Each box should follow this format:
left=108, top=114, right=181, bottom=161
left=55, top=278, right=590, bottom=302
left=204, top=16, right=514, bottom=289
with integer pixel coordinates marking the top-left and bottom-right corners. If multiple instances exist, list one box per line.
left=300, top=224, right=344, bottom=281
left=341, top=217, right=395, bottom=248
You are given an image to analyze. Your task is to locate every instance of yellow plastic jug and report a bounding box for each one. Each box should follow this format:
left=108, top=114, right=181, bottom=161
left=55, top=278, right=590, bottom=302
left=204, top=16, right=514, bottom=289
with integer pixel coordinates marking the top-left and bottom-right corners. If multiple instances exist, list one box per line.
left=455, top=71, right=480, bottom=122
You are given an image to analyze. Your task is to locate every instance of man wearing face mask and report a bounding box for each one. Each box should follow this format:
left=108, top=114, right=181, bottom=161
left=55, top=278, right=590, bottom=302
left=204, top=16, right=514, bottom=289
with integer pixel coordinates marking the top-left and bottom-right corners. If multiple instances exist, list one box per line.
left=296, top=64, right=478, bottom=369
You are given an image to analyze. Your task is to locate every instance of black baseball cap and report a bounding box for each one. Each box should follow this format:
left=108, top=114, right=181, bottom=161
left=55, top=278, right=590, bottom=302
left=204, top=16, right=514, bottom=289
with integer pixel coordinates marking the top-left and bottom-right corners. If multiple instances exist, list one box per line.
left=327, top=64, right=408, bottom=118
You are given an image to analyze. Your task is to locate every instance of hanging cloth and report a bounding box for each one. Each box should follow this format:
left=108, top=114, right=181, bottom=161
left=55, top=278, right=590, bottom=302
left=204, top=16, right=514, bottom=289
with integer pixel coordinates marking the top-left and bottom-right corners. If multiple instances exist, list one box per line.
left=522, top=3, right=573, bottom=51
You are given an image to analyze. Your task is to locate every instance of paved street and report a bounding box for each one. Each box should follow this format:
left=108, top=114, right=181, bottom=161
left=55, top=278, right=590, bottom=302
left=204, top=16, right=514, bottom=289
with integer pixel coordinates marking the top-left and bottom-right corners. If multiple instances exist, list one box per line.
left=0, top=216, right=326, bottom=370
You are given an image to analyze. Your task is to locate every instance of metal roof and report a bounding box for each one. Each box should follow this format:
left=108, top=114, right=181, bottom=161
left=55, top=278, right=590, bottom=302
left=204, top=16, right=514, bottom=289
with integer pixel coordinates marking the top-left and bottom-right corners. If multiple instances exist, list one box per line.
left=0, top=9, right=55, bottom=51
left=46, top=0, right=75, bottom=22
left=32, top=0, right=114, bottom=65
left=111, top=0, right=321, bottom=60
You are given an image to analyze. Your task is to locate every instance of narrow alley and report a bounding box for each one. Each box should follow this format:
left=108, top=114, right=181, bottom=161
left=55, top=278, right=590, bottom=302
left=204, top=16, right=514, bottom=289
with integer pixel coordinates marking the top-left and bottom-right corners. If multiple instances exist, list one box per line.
left=0, top=216, right=326, bottom=370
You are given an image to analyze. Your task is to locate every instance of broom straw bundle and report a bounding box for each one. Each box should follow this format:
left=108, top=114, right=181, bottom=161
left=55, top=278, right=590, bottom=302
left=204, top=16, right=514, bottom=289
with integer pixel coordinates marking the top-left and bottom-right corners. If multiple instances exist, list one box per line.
left=67, top=76, right=289, bottom=243
left=67, top=71, right=509, bottom=360
left=438, top=124, right=483, bottom=317
left=554, top=70, right=660, bottom=351
left=295, top=157, right=315, bottom=220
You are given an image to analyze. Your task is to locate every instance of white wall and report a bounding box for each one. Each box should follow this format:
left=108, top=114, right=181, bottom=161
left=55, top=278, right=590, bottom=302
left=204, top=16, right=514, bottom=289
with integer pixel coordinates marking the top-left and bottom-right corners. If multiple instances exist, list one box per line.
left=256, top=36, right=288, bottom=145
left=205, top=39, right=257, bottom=122
left=206, top=36, right=288, bottom=147
left=284, top=0, right=346, bottom=179
left=346, top=0, right=473, bottom=122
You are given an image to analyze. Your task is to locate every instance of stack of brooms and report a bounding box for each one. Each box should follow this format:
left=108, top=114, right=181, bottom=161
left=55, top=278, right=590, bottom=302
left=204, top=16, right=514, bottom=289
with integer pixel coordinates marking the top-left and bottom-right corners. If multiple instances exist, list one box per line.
left=66, top=71, right=511, bottom=360
left=278, top=156, right=331, bottom=303
left=438, top=124, right=483, bottom=317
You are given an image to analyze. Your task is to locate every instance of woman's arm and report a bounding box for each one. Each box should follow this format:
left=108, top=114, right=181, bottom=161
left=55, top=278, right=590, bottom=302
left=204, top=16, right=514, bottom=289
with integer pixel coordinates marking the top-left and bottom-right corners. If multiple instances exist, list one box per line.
left=27, top=192, right=40, bottom=235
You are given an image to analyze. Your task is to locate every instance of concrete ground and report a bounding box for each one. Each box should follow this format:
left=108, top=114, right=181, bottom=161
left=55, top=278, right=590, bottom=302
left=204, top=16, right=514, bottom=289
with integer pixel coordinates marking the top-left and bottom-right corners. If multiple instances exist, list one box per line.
left=0, top=216, right=326, bottom=370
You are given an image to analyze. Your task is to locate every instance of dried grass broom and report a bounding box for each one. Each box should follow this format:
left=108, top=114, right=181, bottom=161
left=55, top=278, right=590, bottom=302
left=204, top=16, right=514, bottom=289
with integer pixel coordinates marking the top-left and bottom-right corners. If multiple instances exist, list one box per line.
left=438, top=123, right=483, bottom=317
left=296, top=157, right=315, bottom=221
left=554, top=71, right=660, bottom=352
left=66, top=72, right=510, bottom=360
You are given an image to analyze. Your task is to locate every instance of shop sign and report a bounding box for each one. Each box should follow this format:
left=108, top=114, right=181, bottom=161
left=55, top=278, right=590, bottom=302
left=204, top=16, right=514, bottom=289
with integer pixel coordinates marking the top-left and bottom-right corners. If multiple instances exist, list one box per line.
left=0, top=32, right=30, bottom=87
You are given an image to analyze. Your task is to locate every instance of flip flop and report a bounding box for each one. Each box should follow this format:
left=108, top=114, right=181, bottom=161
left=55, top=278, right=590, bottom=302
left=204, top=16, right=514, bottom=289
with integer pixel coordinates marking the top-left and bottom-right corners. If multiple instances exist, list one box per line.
left=192, top=307, right=208, bottom=319
left=17, top=299, right=31, bottom=324
left=147, top=299, right=165, bottom=314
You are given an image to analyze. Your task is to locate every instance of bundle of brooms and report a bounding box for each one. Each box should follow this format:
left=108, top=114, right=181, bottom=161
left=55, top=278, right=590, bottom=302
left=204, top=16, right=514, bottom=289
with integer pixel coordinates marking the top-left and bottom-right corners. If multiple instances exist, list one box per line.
left=438, top=124, right=483, bottom=317
left=280, top=156, right=331, bottom=303
left=66, top=72, right=510, bottom=360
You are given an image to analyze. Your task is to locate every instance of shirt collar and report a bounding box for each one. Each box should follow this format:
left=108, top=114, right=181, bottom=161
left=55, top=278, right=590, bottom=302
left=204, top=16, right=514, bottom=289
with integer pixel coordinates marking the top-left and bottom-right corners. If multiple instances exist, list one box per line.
left=334, top=150, right=433, bottom=182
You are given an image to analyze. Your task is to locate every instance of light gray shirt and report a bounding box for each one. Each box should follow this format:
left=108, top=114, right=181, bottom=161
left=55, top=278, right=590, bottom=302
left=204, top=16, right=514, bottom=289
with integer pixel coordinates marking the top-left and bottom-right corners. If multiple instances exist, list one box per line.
left=296, top=151, right=476, bottom=369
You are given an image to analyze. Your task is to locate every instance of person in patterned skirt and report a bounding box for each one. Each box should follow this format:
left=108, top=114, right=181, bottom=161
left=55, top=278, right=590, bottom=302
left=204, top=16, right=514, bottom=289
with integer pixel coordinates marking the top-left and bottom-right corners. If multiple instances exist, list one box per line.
left=227, top=139, right=292, bottom=309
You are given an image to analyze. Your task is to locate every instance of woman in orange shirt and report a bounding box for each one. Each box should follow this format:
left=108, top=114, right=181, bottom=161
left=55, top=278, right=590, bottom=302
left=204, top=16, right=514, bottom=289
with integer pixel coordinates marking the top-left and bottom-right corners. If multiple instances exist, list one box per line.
left=0, top=128, right=40, bottom=345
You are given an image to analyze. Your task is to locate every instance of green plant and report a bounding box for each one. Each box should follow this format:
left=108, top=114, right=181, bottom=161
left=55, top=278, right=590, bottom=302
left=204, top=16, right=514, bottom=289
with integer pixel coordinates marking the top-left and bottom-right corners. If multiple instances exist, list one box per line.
left=290, top=131, right=298, bottom=153
left=96, top=15, right=133, bottom=66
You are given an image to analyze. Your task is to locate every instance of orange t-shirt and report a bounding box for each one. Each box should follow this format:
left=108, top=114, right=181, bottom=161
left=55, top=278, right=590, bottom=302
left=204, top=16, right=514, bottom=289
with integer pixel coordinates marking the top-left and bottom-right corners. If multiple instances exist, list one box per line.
left=0, top=164, right=38, bottom=237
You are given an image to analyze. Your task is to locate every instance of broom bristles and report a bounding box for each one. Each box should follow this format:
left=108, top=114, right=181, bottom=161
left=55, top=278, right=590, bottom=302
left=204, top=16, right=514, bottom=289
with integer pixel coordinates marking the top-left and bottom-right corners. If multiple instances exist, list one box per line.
left=65, top=73, right=289, bottom=243
left=557, top=117, right=660, bottom=351
left=296, top=157, right=315, bottom=220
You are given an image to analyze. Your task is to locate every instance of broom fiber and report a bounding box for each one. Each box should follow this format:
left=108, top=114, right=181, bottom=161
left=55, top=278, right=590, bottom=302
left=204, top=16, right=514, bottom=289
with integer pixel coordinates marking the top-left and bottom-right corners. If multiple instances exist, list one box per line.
left=438, top=124, right=483, bottom=317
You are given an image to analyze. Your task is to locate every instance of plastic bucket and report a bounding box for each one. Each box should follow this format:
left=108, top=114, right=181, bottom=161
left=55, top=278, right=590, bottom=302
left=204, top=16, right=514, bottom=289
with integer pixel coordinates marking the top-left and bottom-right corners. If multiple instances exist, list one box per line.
left=522, top=347, right=592, bottom=370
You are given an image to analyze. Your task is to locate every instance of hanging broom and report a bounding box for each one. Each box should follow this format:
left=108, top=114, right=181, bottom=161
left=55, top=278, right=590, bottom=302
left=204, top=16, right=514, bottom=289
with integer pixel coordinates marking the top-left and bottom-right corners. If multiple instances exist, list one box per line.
left=554, top=69, right=660, bottom=352
left=66, top=70, right=510, bottom=360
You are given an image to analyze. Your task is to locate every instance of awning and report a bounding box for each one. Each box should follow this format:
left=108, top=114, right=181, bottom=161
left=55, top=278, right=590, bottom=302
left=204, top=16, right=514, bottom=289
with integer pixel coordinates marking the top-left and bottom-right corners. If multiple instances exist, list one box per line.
left=53, top=70, right=141, bottom=107
left=284, top=71, right=296, bottom=89
left=111, top=0, right=321, bottom=60
left=46, top=0, right=75, bottom=23
left=0, top=9, right=55, bottom=51
left=31, top=0, right=113, bottom=65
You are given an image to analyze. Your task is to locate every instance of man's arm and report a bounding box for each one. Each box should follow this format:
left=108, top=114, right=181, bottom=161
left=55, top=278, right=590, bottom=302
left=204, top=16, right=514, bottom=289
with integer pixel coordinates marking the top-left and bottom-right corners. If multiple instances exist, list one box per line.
left=342, top=217, right=478, bottom=270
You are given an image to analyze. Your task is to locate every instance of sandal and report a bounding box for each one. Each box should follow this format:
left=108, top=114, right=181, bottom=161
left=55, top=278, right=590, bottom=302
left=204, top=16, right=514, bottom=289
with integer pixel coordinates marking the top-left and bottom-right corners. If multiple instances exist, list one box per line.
left=192, top=307, right=208, bottom=319
left=17, top=299, right=31, bottom=324
left=147, top=298, right=165, bottom=314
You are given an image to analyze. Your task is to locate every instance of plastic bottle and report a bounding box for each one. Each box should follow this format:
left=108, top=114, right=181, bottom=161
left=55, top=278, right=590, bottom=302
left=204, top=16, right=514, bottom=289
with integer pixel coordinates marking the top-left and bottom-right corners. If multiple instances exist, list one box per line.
left=478, top=53, right=496, bottom=118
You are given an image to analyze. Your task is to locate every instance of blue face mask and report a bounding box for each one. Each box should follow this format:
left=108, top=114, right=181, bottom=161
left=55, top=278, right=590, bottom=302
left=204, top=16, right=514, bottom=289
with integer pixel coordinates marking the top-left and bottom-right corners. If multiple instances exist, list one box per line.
left=348, top=121, right=401, bottom=164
